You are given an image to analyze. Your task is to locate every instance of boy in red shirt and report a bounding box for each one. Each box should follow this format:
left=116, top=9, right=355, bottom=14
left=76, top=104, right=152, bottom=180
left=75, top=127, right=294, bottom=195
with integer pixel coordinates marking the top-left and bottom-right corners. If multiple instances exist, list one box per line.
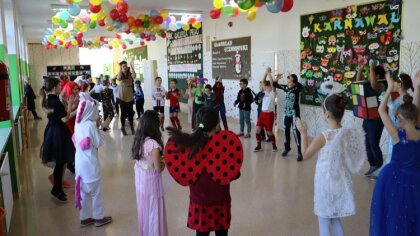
left=166, top=79, right=182, bottom=130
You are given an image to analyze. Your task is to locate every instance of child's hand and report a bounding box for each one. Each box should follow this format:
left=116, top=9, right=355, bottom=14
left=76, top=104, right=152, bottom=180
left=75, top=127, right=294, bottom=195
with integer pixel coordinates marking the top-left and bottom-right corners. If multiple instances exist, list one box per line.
left=385, top=72, right=394, bottom=91
left=413, top=71, right=420, bottom=88
left=357, top=55, right=365, bottom=70
left=370, top=59, right=377, bottom=71
left=296, top=118, right=308, bottom=134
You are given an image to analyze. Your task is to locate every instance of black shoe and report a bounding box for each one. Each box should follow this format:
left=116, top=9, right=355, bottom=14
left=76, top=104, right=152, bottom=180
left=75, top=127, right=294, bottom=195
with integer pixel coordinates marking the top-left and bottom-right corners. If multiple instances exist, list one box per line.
left=282, top=149, right=291, bottom=157
left=254, top=146, right=262, bottom=152
left=297, top=154, right=303, bottom=162
left=121, top=128, right=127, bottom=136
left=51, top=191, right=67, bottom=202
left=364, top=166, right=379, bottom=176
left=265, top=139, right=271, bottom=143
left=130, top=125, right=135, bottom=135
left=95, top=216, right=113, bottom=227
left=102, top=128, right=109, bottom=132
left=272, top=146, right=278, bottom=152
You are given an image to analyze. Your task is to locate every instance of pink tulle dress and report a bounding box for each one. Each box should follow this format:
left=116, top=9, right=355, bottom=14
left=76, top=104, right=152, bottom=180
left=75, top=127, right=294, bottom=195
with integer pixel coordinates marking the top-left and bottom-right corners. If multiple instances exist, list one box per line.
left=134, top=138, right=168, bottom=236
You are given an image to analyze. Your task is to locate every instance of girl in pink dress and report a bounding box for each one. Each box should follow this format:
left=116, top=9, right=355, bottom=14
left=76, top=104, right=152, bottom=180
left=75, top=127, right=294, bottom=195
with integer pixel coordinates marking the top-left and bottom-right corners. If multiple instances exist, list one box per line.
left=132, top=110, right=168, bottom=236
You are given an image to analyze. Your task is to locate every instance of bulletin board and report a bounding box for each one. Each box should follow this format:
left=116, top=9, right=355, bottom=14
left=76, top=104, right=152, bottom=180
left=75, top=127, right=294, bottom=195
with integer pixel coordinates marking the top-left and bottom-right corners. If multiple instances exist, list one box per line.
left=167, top=27, right=203, bottom=103
left=46, top=65, right=91, bottom=81
left=300, top=0, right=402, bottom=108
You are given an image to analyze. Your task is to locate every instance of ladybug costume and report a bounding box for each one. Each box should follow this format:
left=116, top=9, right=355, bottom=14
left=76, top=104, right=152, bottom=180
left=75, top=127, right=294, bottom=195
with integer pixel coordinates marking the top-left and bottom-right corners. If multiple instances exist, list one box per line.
left=164, top=130, right=243, bottom=232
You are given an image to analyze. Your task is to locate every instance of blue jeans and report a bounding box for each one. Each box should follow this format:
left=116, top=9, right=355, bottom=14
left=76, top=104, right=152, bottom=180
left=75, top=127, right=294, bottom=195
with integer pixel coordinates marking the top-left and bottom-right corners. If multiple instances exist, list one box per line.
left=362, top=119, right=384, bottom=167
left=239, top=109, right=251, bottom=134
left=215, top=104, right=227, bottom=125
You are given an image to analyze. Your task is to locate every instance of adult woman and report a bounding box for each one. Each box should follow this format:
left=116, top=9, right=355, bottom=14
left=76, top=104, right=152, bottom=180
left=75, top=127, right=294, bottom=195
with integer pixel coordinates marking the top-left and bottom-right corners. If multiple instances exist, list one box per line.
left=117, top=60, right=136, bottom=135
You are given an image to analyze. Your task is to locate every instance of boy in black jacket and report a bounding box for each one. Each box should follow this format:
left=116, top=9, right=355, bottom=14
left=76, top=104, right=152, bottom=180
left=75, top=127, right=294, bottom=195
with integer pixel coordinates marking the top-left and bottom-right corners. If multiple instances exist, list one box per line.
left=234, top=78, right=254, bottom=138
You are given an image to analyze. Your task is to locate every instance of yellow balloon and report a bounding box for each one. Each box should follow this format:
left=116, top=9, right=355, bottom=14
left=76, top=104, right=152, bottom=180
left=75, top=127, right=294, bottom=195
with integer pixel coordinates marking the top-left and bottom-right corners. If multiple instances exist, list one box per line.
left=192, top=22, right=202, bottom=29
left=97, top=11, right=106, bottom=20
left=57, top=35, right=64, bottom=41
left=109, top=0, right=118, bottom=5
left=250, top=6, right=258, bottom=12
left=63, top=32, right=70, bottom=39
left=238, top=7, right=248, bottom=13
left=247, top=11, right=256, bottom=21
left=90, top=13, right=98, bottom=21
left=160, top=9, right=169, bottom=19
left=53, top=29, right=63, bottom=37
left=90, top=0, right=102, bottom=6
left=107, top=25, right=114, bottom=31
left=52, top=16, right=61, bottom=25
left=48, top=35, right=55, bottom=43
left=80, top=24, right=88, bottom=32
left=213, top=0, right=223, bottom=9
left=182, top=24, right=190, bottom=31
left=71, top=39, right=78, bottom=45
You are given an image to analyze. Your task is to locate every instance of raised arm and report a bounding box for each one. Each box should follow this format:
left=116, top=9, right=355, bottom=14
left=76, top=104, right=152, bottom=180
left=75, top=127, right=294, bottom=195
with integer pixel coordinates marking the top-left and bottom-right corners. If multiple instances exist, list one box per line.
left=296, top=118, right=326, bottom=160
left=412, top=71, right=420, bottom=125
left=267, top=71, right=275, bottom=92
left=369, top=60, right=383, bottom=92
left=130, top=60, right=136, bottom=79
left=356, top=56, right=365, bottom=81
left=379, top=72, right=399, bottom=142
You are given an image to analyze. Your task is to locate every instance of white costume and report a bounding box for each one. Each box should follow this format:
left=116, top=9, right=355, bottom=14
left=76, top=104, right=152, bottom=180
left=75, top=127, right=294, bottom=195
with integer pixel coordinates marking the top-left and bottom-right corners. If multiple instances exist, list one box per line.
left=74, top=93, right=106, bottom=220
left=314, top=127, right=366, bottom=218
left=152, top=86, right=166, bottom=107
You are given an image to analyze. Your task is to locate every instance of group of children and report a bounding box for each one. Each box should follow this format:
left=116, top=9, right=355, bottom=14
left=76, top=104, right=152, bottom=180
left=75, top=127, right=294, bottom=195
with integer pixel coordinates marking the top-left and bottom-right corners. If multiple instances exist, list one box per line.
left=38, top=60, right=420, bottom=235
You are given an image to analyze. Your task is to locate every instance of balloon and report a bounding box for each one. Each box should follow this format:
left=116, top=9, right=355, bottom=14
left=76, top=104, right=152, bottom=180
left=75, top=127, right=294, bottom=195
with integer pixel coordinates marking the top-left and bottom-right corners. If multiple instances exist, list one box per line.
left=266, top=0, right=284, bottom=13
left=116, top=1, right=128, bottom=14
left=135, top=19, right=143, bottom=27
left=222, top=5, right=235, bottom=16
left=127, top=16, right=135, bottom=26
left=155, top=16, right=163, bottom=24
left=107, top=25, right=114, bottom=31
left=109, top=0, right=118, bottom=5
left=89, top=0, right=102, bottom=6
left=75, top=32, right=83, bottom=40
left=60, top=11, right=70, bottom=21
left=160, top=9, right=169, bottom=19
left=89, top=20, right=97, bottom=29
left=188, top=17, right=196, bottom=24
left=176, top=22, right=183, bottom=29
left=196, top=15, right=203, bottom=22
left=114, top=20, right=122, bottom=29
left=182, top=24, right=190, bottom=31
left=247, top=11, right=257, bottom=21
left=73, top=0, right=83, bottom=3
left=119, top=14, right=128, bottom=23
left=143, top=21, right=149, bottom=28
left=231, top=7, right=240, bottom=17
left=281, top=0, right=293, bottom=12
left=210, top=9, right=221, bottom=19
left=213, top=0, right=224, bottom=9
left=104, top=17, right=113, bottom=25
left=60, top=20, right=68, bottom=28
left=150, top=9, right=159, bottom=17
left=45, top=28, right=53, bottom=35
left=116, top=33, right=121, bottom=39
left=181, top=15, right=189, bottom=24
left=89, top=4, right=101, bottom=14
left=47, top=35, right=56, bottom=43
left=237, top=0, right=256, bottom=10
left=110, top=9, right=119, bottom=20
left=67, top=4, right=81, bottom=16
left=121, top=23, right=129, bottom=32
left=254, top=0, right=265, bottom=7
left=192, top=22, right=202, bottom=29
left=80, top=24, right=88, bottom=32
left=52, top=16, right=61, bottom=25
left=169, top=23, right=177, bottom=31
left=161, top=32, right=167, bottom=38
left=79, top=10, right=91, bottom=23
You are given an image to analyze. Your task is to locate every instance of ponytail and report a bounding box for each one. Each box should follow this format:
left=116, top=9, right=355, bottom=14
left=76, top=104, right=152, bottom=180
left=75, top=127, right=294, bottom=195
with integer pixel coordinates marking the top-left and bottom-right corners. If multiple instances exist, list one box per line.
left=39, top=76, right=60, bottom=114
left=39, top=86, right=48, bottom=111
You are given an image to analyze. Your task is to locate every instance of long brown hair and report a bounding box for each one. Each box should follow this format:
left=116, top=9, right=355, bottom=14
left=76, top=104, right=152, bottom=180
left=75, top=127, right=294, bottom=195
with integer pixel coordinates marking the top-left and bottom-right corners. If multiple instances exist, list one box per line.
left=167, top=107, right=220, bottom=159
left=39, top=76, right=60, bottom=111
left=132, top=110, right=164, bottom=160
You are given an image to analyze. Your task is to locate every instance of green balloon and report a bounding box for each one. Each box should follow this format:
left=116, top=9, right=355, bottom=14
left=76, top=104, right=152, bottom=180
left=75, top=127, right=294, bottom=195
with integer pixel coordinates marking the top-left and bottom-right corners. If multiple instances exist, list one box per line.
left=143, top=21, right=149, bottom=28
left=89, top=21, right=96, bottom=29
left=60, top=20, right=68, bottom=29
left=237, top=0, right=255, bottom=10
left=222, top=5, right=235, bottom=16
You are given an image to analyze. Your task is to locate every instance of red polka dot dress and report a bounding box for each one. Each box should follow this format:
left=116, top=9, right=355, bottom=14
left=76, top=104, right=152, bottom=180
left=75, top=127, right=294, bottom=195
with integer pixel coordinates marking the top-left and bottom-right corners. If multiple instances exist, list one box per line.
left=164, top=131, right=243, bottom=232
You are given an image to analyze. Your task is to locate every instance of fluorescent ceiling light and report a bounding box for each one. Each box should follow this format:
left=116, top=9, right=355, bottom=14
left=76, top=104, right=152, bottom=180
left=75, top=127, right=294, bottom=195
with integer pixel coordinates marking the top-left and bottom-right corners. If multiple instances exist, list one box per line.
left=50, top=4, right=88, bottom=12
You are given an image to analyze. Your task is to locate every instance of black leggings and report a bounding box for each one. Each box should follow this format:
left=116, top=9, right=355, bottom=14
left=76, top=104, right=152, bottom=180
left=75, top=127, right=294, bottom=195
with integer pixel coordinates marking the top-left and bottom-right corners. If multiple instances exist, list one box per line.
left=118, top=99, right=134, bottom=127
left=196, top=230, right=228, bottom=236
left=52, top=159, right=65, bottom=195
left=192, top=102, right=204, bottom=129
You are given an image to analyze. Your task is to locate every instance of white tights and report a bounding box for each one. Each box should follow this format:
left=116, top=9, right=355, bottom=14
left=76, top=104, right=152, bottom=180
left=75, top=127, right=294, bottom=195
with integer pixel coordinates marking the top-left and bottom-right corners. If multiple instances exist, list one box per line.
left=318, top=217, right=345, bottom=236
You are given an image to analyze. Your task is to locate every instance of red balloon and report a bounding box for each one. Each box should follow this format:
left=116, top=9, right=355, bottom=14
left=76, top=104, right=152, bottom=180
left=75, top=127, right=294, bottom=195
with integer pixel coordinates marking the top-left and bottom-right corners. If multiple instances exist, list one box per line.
left=119, top=14, right=128, bottom=23
left=140, top=42, right=145, bottom=46
left=45, top=45, right=51, bottom=49
left=99, top=36, right=105, bottom=41
left=116, top=1, right=128, bottom=14
left=122, top=44, right=127, bottom=49
left=75, top=32, right=83, bottom=40
left=110, top=9, right=120, bottom=20
left=58, top=40, right=64, bottom=45
left=89, top=3, right=101, bottom=14
left=161, top=32, right=166, bottom=38
left=154, top=16, right=163, bottom=24
left=53, top=45, right=58, bottom=49
left=145, top=36, right=151, bottom=41
left=281, top=0, right=294, bottom=12
left=188, top=17, right=196, bottom=24
left=232, top=8, right=239, bottom=17
left=135, top=19, right=143, bottom=27
left=140, top=33, right=146, bottom=39
left=98, top=19, right=105, bottom=27
left=116, top=33, right=121, bottom=39
left=210, top=9, right=221, bottom=19
left=109, top=46, right=113, bottom=50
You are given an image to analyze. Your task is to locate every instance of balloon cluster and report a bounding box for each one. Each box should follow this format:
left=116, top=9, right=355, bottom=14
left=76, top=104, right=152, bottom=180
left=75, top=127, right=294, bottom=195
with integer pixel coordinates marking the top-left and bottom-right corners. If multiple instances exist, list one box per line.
left=43, top=0, right=202, bottom=49
left=210, top=0, right=294, bottom=21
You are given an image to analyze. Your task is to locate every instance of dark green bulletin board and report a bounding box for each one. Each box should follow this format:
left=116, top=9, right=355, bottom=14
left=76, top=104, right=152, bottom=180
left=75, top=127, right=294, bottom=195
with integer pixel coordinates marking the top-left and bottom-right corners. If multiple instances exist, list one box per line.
left=300, top=0, right=402, bottom=108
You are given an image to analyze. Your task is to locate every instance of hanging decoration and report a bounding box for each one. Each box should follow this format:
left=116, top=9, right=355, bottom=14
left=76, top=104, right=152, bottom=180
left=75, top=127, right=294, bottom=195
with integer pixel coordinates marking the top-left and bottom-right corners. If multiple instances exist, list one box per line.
left=210, top=0, right=294, bottom=21
left=42, top=0, right=202, bottom=49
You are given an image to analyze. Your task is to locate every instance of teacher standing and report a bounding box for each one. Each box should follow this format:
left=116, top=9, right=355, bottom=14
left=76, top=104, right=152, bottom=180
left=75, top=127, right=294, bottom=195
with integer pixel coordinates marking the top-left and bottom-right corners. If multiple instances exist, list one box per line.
left=117, top=60, right=136, bottom=136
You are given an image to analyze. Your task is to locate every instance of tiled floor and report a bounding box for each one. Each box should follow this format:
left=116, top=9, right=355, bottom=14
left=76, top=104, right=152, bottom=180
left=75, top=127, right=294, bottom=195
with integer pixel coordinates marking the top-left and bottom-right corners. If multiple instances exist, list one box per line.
left=9, top=109, right=376, bottom=236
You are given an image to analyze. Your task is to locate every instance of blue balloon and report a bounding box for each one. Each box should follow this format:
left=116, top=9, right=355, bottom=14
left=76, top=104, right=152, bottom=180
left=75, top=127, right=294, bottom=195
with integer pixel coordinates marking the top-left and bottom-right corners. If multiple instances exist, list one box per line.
left=68, top=4, right=81, bottom=17
left=176, top=22, right=183, bottom=29
left=114, top=20, right=121, bottom=29
left=266, top=0, right=284, bottom=13
left=150, top=9, right=159, bottom=17
left=44, top=28, right=53, bottom=35
left=129, top=40, right=133, bottom=45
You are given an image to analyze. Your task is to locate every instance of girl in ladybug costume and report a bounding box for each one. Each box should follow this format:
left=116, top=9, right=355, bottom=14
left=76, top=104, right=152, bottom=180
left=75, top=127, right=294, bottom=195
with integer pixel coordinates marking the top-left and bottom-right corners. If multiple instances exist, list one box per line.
left=165, top=107, right=243, bottom=236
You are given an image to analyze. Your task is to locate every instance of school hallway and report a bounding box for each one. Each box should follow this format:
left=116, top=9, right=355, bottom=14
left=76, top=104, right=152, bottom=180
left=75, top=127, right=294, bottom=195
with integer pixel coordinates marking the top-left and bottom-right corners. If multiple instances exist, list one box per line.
left=9, top=109, right=376, bottom=236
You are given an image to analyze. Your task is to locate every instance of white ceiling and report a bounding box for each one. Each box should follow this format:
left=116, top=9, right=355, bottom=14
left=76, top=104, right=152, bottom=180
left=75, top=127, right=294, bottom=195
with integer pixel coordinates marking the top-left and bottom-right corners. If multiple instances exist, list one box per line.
left=16, top=0, right=213, bottom=42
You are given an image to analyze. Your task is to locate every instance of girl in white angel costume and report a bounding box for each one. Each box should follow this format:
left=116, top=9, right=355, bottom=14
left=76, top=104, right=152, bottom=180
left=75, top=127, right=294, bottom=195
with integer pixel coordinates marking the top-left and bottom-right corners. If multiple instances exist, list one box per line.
left=296, top=82, right=367, bottom=236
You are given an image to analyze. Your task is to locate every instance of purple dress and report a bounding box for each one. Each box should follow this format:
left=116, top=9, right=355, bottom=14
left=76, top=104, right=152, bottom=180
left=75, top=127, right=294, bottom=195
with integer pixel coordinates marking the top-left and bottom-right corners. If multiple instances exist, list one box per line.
left=134, top=138, right=168, bottom=236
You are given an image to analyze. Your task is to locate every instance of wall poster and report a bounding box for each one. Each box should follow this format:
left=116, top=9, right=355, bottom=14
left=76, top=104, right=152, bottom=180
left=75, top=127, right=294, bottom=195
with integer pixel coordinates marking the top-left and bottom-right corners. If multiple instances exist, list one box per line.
left=212, top=37, right=251, bottom=80
left=167, top=27, right=203, bottom=103
left=300, top=0, right=402, bottom=108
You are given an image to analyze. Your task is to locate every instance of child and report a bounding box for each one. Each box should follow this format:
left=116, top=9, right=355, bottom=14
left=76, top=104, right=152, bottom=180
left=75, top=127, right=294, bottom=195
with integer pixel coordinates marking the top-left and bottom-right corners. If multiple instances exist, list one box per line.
left=203, top=84, right=215, bottom=108
left=234, top=78, right=254, bottom=138
left=213, top=76, right=229, bottom=130
left=132, top=110, right=168, bottom=236
left=254, top=68, right=278, bottom=152
left=134, top=80, right=145, bottom=120
left=296, top=94, right=366, bottom=236
left=110, top=78, right=119, bottom=115
left=90, top=77, right=103, bottom=101
left=165, top=107, right=243, bottom=236
left=356, top=58, right=386, bottom=176
left=166, top=79, right=182, bottom=130
left=152, top=77, right=166, bottom=131
left=190, top=78, right=207, bottom=129
left=369, top=72, right=420, bottom=236
left=24, top=78, right=42, bottom=120
left=74, top=93, right=112, bottom=227
left=40, top=76, right=76, bottom=202
left=186, top=78, right=196, bottom=125
left=274, top=73, right=304, bottom=161
left=254, top=81, right=268, bottom=142
left=101, top=79, right=114, bottom=131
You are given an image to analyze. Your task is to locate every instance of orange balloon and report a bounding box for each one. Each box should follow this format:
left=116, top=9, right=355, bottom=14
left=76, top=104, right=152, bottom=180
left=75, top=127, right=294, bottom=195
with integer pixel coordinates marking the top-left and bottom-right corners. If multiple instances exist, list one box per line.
left=127, top=16, right=135, bottom=27
left=66, top=0, right=74, bottom=3
left=254, top=0, right=264, bottom=7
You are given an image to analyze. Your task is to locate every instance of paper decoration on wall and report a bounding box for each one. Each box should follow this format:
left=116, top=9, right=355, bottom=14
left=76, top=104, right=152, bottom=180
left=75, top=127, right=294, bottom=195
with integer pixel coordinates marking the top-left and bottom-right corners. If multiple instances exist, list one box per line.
left=350, top=80, right=387, bottom=119
left=167, top=27, right=203, bottom=103
left=300, top=0, right=402, bottom=109
left=46, top=65, right=91, bottom=80
left=212, top=37, right=251, bottom=80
